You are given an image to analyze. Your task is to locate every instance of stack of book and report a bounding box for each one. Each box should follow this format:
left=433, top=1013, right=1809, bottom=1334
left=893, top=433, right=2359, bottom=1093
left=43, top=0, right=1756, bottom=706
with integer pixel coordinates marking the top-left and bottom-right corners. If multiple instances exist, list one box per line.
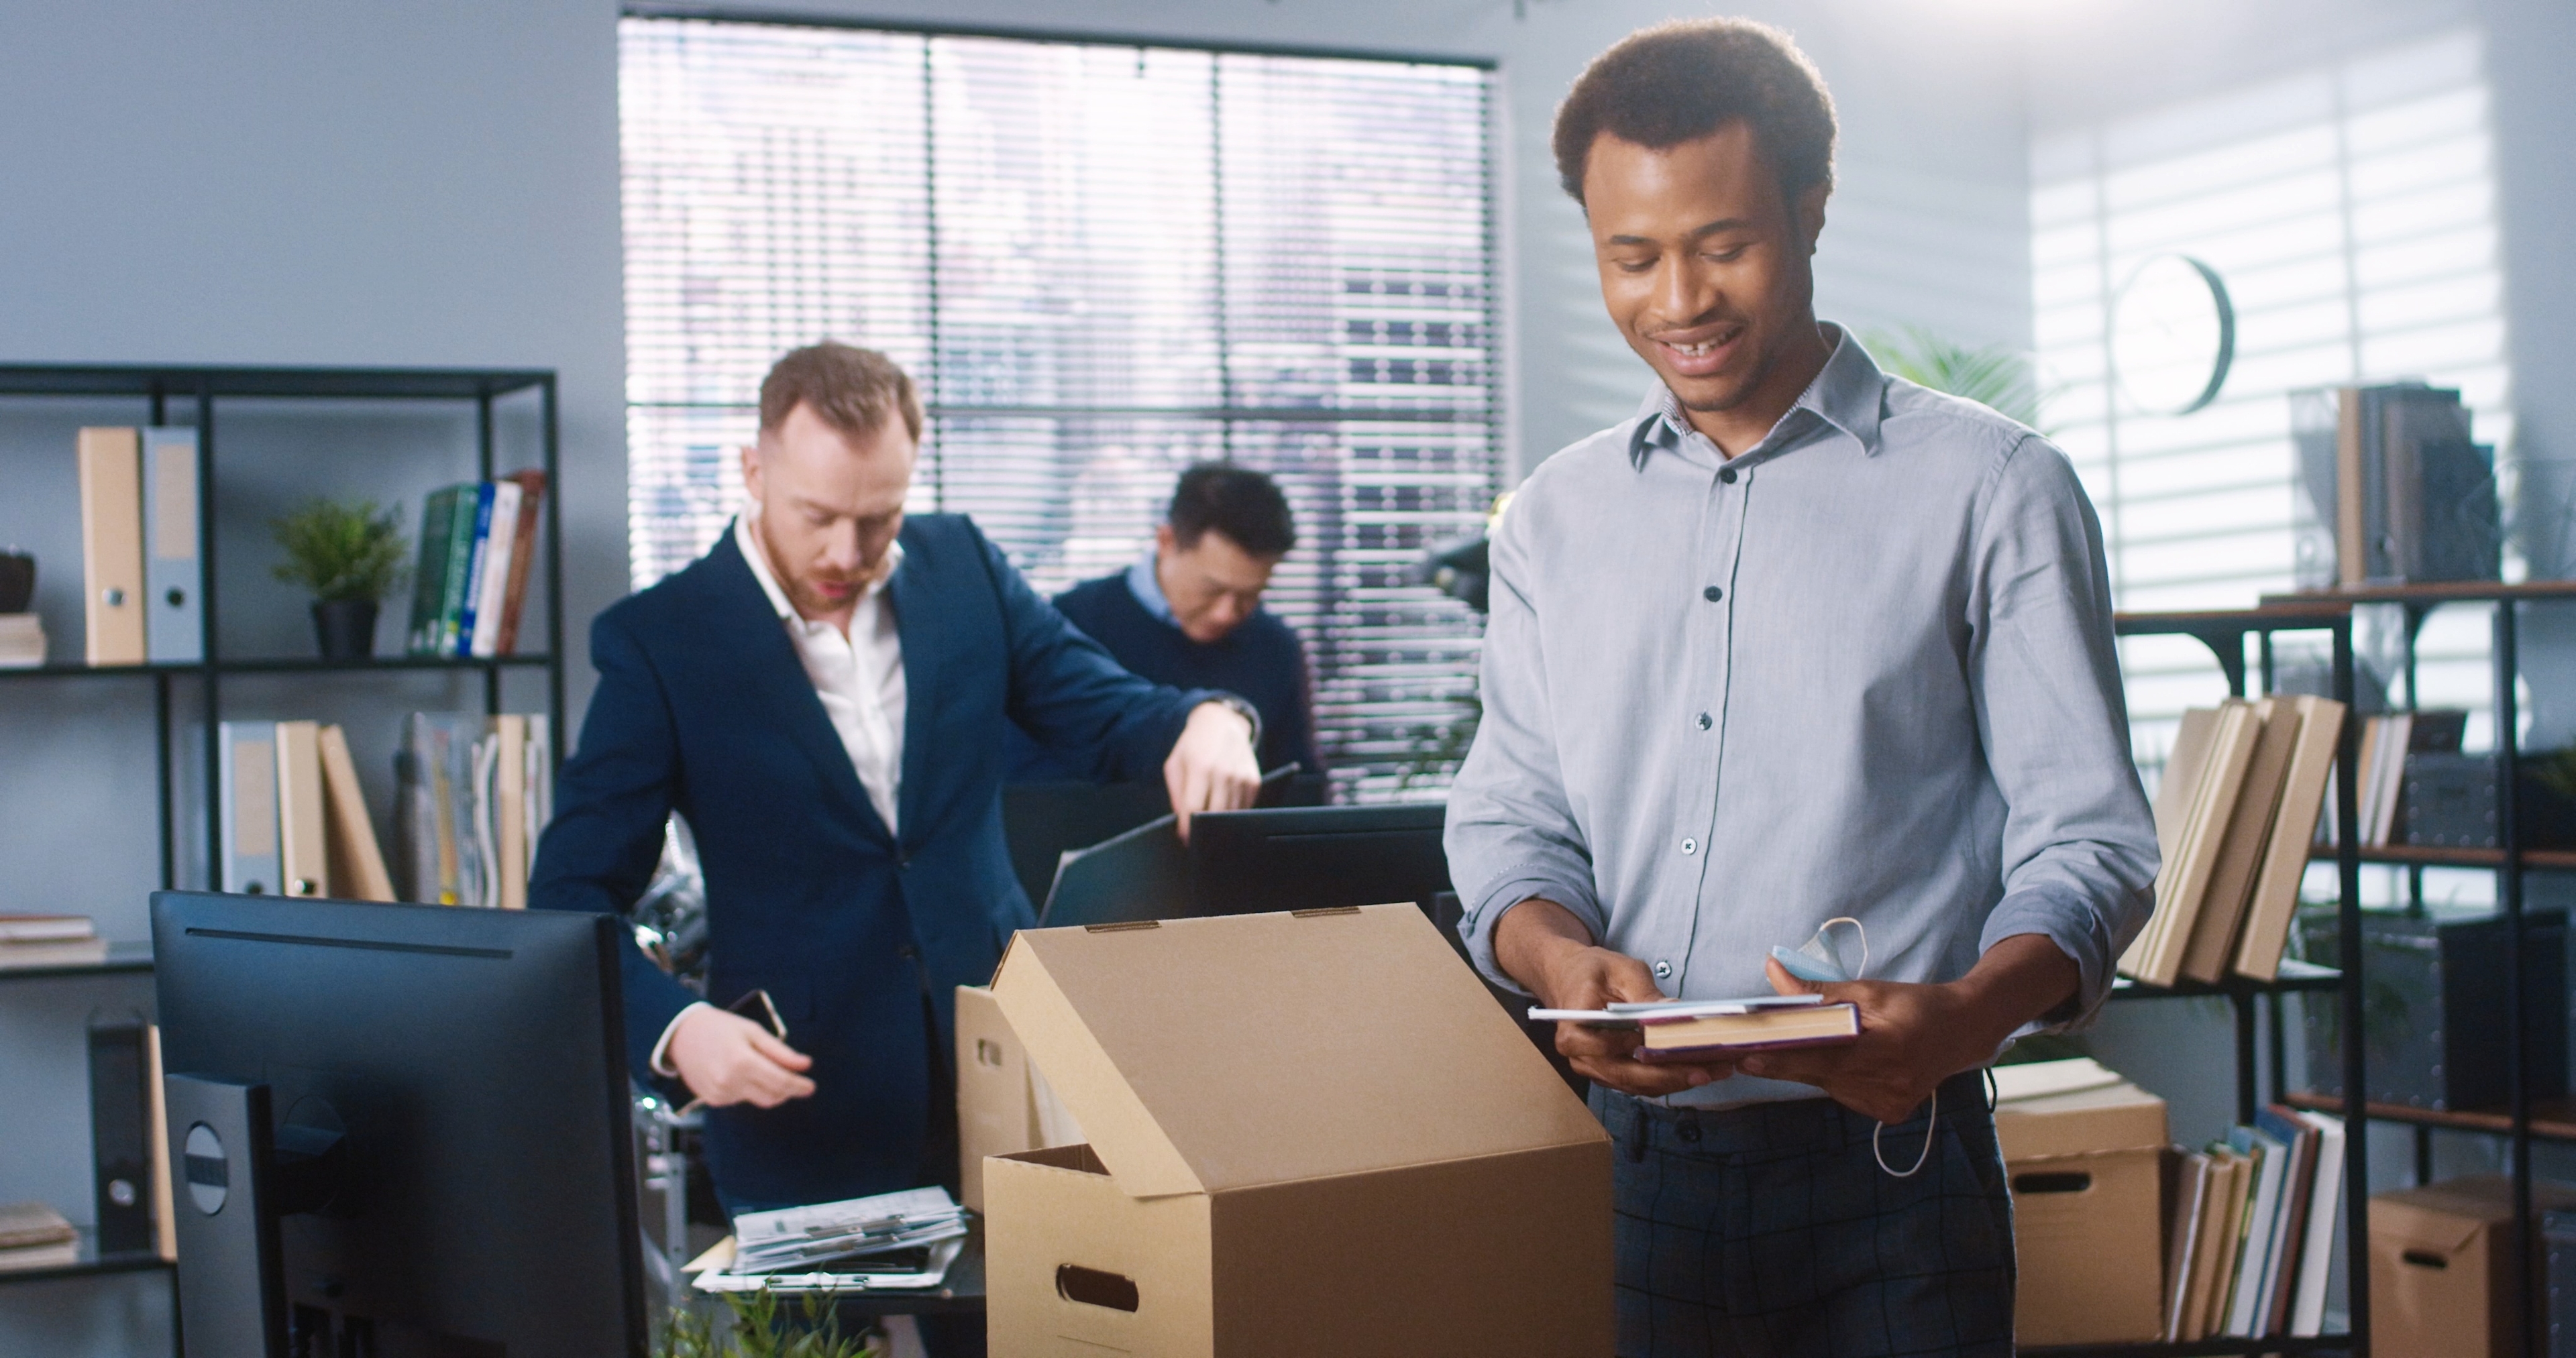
left=2290, top=382, right=2501, bottom=588
left=405, top=472, right=545, bottom=659
left=0, top=914, right=108, bottom=970
left=2121, top=695, right=2349, bottom=986
left=0, top=612, right=42, bottom=668
left=2323, top=709, right=2466, bottom=848
left=0, top=1203, right=78, bottom=1273
left=2162, top=1107, right=2348, bottom=1343
left=217, top=721, right=396, bottom=901
left=395, top=712, right=551, bottom=909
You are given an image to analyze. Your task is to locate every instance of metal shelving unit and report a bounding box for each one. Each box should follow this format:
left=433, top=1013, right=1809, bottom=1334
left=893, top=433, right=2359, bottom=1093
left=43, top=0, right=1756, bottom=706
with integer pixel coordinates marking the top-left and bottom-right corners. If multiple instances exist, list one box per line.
left=0, top=365, right=565, bottom=1327
left=2034, top=604, right=2372, bottom=1357
left=2255, top=580, right=2576, bottom=1358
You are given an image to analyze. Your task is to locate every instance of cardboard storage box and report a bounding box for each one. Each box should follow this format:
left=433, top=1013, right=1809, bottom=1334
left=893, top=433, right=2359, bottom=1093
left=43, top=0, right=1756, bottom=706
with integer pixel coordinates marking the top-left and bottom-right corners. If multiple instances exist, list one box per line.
left=1992, top=1058, right=2171, bottom=1347
left=2372, top=1174, right=2576, bottom=1358
left=955, top=984, right=1084, bottom=1213
left=984, top=904, right=1612, bottom=1357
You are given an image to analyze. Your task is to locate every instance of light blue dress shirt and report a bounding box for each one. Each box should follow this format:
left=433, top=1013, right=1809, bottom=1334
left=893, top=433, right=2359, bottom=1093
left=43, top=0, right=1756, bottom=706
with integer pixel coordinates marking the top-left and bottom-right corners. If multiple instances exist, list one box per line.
left=1444, top=329, right=2159, bottom=1108
left=1126, top=551, right=1176, bottom=624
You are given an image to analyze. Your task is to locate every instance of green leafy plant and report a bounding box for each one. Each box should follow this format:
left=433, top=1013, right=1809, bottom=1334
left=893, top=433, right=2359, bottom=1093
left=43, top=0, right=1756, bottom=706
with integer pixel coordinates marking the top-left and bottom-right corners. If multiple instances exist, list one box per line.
left=269, top=498, right=408, bottom=604
left=653, top=1291, right=883, bottom=1358
left=1861, top=325, right=2043, bottom=429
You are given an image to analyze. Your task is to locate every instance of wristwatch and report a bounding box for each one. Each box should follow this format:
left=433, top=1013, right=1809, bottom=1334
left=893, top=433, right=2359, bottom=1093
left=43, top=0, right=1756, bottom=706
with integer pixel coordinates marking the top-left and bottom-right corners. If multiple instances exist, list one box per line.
left=1207, top=693, right=1263, bottom=750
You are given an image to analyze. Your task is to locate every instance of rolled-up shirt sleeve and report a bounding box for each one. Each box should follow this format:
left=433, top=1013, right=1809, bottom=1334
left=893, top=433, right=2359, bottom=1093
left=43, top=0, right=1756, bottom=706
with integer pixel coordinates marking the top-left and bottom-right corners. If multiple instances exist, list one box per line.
left=1444, top=500, right=1607, bottom=995
left=1966, top=435, right=2161, bottom=1026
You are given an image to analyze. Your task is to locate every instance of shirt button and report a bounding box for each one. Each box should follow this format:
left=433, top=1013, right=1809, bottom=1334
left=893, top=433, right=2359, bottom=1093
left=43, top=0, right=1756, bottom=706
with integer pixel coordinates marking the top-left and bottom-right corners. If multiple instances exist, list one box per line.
left=1719, top=467, right=1739, bottom=484
left=1696, top=712, right=1712, bottom=730
left=1703, top=585, right=1723, bottom=602
left=1680, top=838, right=1698, bottom=856
left=1653, top=960, right=1673, bottom=980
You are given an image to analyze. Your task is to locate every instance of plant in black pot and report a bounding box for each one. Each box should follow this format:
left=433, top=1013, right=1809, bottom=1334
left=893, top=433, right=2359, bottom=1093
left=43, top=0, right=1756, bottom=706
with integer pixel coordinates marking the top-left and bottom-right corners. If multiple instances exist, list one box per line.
left=271, top=498, right=407, bottom=661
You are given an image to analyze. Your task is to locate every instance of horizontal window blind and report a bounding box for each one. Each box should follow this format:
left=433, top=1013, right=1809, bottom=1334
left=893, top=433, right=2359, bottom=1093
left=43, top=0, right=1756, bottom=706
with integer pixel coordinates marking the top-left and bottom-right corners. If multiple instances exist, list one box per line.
left=2031, top=26, right=2514, bottom=799
left=619, top=19, right=1499, bottom=799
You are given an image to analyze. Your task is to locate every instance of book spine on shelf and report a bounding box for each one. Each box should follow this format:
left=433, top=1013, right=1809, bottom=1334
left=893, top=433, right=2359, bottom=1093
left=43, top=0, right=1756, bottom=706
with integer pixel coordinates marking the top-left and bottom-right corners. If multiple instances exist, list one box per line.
left=140, top=427, right=203, bottom=664
left=437, top=486, right=481, bottom=656
left=274, top=720, right=329, bottom=898
left=450, top=482, right=497, bottom=657
left=493, top=471, right=545, bottom=656
left=219, top=720, right=280, bottom=895
left=78, top=427, right=148, bottom=666
left=467, top=479, right=523, bottom=659
left=318, top=724, right=396, bottom=902
left=407, top=488, right=460, bottom=656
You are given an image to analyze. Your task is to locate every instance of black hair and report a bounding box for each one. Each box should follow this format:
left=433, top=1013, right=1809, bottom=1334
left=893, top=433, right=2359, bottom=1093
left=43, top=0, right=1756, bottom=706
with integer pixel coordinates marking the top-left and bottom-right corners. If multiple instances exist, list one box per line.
left=1169, top=462, right=1295, bottom=558
left=1552, top=18, right=1837, bottom=207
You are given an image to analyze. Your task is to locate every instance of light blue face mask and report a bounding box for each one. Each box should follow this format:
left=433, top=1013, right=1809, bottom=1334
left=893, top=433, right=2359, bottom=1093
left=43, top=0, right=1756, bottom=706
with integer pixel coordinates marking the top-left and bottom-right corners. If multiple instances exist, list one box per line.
left=1768, top=917, right=1935, bottom=1178
left=1770, top=916, right=1868, bottom=985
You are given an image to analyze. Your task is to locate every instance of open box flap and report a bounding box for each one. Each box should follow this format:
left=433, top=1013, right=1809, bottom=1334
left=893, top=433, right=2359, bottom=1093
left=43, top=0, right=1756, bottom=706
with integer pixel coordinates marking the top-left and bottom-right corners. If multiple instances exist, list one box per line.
left=991, top=904, right=1604, bottom=1198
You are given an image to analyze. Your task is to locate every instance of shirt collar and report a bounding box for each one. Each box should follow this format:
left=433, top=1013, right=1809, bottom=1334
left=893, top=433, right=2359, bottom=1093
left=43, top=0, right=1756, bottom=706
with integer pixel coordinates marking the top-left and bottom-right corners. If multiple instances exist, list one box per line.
left=1626, top=323, right=1887, bottom=470
left=733, top=514, right=903, bottom=626
left=1126, top=549, right=1179, bottom=626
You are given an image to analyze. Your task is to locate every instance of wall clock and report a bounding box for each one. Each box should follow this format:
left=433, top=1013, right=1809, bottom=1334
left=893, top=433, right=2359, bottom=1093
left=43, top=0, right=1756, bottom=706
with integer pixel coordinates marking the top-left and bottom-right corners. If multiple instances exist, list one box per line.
left=2110, top=253, right=2235, bottom=416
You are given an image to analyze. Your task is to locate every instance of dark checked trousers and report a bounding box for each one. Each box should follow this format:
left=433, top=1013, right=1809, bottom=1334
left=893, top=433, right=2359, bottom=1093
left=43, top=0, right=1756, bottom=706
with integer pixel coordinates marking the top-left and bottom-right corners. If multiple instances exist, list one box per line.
left=1587, top=1070, right=2015, bottom=1358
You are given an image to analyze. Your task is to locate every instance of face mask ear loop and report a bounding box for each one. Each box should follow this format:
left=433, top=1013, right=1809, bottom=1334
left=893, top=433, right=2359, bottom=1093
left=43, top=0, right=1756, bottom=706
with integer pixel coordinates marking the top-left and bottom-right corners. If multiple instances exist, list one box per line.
left=1874, top=1088, right=1937, bottom=1178
left=1818, top=916, right=1868, bottom=980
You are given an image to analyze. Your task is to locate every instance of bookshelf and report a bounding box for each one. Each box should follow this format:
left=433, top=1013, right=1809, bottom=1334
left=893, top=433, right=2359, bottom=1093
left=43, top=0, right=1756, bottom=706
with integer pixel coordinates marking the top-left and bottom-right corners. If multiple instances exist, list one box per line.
left=0, top=365, right=565, bottom=1337
left=2098, top=605, right=2370, bottom=1357
left=2253, top=580, right=2576, bottom=1358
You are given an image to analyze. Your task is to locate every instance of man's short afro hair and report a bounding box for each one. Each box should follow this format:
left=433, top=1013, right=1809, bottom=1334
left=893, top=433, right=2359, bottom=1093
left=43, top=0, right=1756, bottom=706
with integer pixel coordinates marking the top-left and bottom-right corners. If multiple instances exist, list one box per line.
left=1552, top=18, right=1837, bottom=207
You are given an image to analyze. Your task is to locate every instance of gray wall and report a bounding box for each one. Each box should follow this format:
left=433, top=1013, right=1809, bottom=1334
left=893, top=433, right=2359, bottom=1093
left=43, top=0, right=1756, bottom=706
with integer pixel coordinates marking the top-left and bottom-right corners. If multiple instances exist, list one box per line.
left=0, top=1, right=2019, bottom=1352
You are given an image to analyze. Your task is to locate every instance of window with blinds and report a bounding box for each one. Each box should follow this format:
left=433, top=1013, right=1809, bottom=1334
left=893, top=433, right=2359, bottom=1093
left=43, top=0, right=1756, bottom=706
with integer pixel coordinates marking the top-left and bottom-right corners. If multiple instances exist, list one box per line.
left=619, top=18, right=1499, bottom=800
left=2032, top=27, right=2513, bottom=787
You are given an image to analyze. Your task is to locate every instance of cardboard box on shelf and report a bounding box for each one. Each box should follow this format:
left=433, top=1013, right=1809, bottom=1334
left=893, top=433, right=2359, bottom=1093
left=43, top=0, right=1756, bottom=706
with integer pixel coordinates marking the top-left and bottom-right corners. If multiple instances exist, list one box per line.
left=955, top=983, right=1083, bottom=1214
left=1992, top=1058, right=2171, bottom=1347
left=984, top=904, right=1612, bottom=1357
left=2371, top=1174, right=2576, bottom=1358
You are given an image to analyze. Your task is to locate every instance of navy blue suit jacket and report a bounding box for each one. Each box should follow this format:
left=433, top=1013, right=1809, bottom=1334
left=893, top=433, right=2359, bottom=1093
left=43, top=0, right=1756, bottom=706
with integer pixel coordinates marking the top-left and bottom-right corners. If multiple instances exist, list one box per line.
left=531, top=516, right=1201, bottom=1209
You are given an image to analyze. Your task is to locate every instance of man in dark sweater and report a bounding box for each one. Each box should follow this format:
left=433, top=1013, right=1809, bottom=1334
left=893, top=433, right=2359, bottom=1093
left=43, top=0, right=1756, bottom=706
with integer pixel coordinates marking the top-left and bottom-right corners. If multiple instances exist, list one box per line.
left=1019, top=463, right=1320, bottom=779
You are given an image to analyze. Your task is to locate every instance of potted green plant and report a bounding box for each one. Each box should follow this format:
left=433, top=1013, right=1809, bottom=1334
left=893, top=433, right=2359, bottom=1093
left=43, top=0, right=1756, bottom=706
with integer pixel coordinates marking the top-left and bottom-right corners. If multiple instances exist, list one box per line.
left=270, top=498, right=408, bottom=660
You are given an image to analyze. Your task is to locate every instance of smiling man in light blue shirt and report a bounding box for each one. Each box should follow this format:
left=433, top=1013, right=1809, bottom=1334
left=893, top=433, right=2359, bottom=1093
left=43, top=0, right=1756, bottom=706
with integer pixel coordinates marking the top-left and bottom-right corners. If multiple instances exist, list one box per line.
left=1443, top=19, right=2158, bottom=1357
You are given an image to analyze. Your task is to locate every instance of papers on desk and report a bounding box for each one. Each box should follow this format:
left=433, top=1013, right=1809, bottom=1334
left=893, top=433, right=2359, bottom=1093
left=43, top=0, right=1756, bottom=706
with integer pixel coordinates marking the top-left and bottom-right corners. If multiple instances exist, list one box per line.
left=692, top=1186, right=971, bottom=1293
left=694, top=1237, right=967, bottom=1295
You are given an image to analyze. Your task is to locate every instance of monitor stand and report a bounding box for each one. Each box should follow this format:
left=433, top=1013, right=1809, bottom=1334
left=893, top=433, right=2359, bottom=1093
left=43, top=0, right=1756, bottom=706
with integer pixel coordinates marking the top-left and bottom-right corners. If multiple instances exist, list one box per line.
left=164, top=1074, right=346, bottom=1358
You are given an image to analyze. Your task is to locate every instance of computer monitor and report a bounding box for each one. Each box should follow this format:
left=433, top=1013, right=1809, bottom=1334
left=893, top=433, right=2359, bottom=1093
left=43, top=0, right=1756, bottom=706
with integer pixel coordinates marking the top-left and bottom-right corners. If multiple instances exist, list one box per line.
left=1187, top=803, right=1450, bottom=916
left=152, top=891, right=645, bottom=1358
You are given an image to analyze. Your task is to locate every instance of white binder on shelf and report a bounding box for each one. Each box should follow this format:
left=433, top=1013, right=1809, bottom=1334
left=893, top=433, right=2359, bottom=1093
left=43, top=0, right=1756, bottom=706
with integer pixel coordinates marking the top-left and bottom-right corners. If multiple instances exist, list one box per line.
left=219, top=721, right=280, bottom=895
left=140, top=427, right=202, bottom=663
left=467, top=477, right=523, bottom=658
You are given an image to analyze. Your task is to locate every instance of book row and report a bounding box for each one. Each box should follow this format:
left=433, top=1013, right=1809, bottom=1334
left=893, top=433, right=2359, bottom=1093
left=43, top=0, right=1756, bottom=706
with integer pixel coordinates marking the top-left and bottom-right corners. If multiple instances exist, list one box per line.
left=2121, top=693, right=2349, bottom=987
left=405, top=475, right=544, bottom=659
left=2161, top=1105, right=2349, bottom=1343
left=216, top=713, right=549, bottom=911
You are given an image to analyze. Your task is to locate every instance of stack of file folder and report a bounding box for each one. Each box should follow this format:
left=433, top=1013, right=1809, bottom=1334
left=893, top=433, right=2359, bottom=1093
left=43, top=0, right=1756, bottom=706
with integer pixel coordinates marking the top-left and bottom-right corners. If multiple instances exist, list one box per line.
left=694, top=1187, right=969, bottom=1294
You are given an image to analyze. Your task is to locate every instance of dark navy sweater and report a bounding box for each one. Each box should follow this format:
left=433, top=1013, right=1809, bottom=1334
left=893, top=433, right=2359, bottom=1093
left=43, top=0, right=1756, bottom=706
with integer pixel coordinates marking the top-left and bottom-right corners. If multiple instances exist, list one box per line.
left=1012, top=571, right=1321, bottom=779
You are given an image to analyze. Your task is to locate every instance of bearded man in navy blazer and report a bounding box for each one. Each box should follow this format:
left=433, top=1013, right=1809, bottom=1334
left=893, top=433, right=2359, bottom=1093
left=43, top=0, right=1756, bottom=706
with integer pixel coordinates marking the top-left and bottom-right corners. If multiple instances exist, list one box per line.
left=532, top=343, right=1260, bottom=1224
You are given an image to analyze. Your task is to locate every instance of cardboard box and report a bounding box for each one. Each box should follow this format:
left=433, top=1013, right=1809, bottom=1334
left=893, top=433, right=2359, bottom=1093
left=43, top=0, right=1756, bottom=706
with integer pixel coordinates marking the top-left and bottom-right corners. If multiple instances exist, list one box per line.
left=2371, top=1175, right=2576, bottom=1358
left=955, top=984, right=1085, bottom=1213
left=985, top=904, right=1612, bottom=1357
left=1992, top=1059, right=2171, bottom=1347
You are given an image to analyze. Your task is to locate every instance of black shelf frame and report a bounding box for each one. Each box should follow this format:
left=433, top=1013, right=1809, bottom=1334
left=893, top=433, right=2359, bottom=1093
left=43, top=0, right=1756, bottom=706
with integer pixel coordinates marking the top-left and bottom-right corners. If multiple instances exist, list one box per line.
left=2108, top=604, right=2367, bottom=1356
left=0, top=365, right=566, bottom=1347
left=0, top=362, right=566, bottom=894
left=2254, top=581, right=2576, bottom=1358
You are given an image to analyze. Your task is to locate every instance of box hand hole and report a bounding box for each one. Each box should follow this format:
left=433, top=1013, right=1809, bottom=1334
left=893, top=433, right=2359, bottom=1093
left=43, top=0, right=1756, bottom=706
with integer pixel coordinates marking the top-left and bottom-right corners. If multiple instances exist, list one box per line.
left=2401, top=1249, right=2450, bottom=1269
left=976, top=1039, right=1006, bottom=1068
left=2011, top=1172, right=2093, bottom=1194
left=1057, top=1263, right=1140, bottom=1312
